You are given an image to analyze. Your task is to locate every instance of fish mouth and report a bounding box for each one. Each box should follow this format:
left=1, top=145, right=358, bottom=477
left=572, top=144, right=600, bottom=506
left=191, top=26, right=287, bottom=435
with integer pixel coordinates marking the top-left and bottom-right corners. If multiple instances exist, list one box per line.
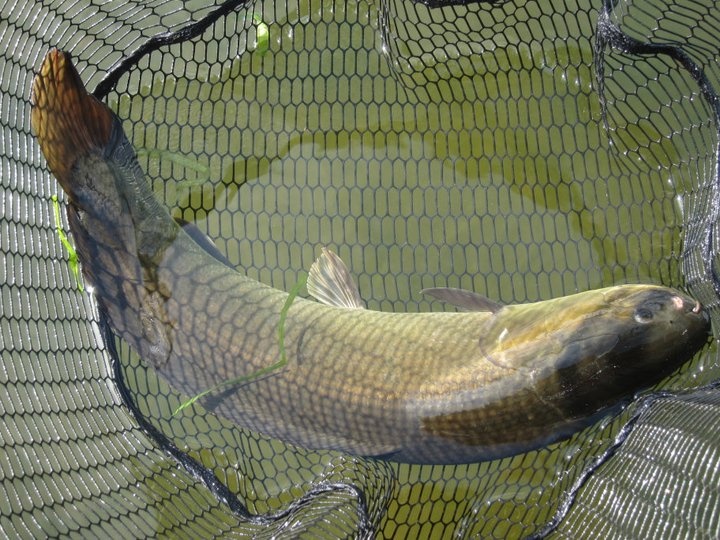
left=670, top=293, right=707, bottom=321
left=676, top=294, right=702, bottom=314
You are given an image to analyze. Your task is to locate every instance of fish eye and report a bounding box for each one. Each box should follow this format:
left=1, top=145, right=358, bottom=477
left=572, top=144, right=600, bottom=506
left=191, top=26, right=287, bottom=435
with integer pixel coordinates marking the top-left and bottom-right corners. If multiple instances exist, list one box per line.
left=634, top=308, right=654, bottom=324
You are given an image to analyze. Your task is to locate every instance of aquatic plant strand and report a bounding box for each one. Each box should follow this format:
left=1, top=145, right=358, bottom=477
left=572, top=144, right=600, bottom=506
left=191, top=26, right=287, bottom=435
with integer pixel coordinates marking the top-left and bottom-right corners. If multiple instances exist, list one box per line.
left=51, top=195, right=84, bottom=292
left=252, top=13, right=269, bottom=55
left=173, top=273, right=307, bottom=416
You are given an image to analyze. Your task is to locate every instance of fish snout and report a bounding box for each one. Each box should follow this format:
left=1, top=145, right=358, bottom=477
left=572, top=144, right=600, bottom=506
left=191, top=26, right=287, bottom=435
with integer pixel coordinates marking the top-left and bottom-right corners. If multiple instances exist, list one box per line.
left=636, top=288, right=711, bottom=329
left=679, top=294, right=705, bottom=315
left=671, top=293, right=711, bottom=327
left=670, top=293, right=698, bottom=312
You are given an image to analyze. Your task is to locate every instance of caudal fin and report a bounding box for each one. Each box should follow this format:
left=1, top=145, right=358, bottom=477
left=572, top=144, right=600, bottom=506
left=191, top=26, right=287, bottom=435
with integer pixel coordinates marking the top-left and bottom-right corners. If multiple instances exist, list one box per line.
left=30, top=49, right=113, bottom=193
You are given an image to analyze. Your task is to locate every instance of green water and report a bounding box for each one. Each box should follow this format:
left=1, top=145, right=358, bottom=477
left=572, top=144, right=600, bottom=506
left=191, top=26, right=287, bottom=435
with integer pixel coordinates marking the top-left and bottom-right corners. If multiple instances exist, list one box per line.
left=110, top=0, right=688, bottom=313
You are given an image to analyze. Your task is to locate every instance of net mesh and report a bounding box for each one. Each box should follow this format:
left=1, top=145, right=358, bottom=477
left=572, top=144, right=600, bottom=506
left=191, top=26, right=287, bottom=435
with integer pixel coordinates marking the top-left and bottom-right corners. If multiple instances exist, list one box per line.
left=2, top=0, right=720, bottom=537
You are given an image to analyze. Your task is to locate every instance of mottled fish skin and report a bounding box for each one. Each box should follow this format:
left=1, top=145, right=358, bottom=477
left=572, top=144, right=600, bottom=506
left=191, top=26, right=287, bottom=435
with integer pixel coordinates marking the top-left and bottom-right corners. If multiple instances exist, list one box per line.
left=31, top=50, right=712, bottom=464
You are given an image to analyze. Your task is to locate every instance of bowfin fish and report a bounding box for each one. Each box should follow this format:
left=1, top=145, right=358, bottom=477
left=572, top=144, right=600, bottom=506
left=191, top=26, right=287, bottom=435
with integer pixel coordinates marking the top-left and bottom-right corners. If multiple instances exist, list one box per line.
left=307, top=247, right=365, bottom=309
left=31, top=49, right=712, bottom=464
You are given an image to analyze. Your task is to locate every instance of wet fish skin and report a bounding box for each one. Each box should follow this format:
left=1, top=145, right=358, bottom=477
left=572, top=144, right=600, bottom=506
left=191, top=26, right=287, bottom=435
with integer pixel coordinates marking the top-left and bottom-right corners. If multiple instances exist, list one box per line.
left=31, top=49, right=711, bottom=464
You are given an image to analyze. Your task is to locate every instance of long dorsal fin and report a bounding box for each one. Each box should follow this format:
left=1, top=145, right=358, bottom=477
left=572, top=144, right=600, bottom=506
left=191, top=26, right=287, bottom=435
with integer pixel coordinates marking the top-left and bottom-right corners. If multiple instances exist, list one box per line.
left=307, top=247, right=365, bottom=309
left=422, top=287, right=504, bottom=313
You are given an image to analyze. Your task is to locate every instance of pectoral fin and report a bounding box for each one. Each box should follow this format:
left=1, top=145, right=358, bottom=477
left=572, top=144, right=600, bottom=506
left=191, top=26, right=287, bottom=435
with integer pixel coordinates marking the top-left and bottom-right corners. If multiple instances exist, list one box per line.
left=307, top=247, right=366, bottom=309
left=422, top=287, right=504, bottom=313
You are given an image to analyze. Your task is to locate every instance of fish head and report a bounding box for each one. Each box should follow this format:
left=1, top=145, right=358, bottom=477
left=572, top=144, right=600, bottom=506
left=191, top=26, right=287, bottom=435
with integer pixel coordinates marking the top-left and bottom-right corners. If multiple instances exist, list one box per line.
left=599, top=285, right=710, bottom=365
left=551, top=285, right=711, bottom=411
left=500, top=284, right=713, bottom=448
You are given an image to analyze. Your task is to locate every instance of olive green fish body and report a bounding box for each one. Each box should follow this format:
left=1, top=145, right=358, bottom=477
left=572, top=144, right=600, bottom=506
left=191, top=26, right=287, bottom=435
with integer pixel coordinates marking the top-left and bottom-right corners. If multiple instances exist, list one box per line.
left=126, top=242, right=713, bottom=463
left=31, top=50, right=711, bottom=464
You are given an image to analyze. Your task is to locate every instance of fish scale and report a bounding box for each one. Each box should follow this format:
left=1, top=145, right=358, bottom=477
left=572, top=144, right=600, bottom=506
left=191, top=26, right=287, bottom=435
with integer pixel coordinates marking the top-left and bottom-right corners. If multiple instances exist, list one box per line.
left=31, top=49, right=711, bottom=464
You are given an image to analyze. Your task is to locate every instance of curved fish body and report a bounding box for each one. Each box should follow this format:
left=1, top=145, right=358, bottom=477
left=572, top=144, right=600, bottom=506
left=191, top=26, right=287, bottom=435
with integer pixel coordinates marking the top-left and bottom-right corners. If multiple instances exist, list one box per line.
left=31, top=50, right=711, bottom=464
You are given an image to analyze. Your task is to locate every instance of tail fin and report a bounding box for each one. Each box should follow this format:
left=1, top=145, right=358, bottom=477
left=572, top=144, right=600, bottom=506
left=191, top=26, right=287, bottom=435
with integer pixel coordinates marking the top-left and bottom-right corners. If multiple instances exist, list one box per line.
left=31, top=49, right=113, bottom=193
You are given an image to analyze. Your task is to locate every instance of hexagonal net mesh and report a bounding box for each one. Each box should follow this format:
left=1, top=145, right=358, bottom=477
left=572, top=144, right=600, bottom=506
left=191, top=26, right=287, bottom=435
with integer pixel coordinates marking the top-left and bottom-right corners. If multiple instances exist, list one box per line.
left=2, top=0, right=720, bottom=537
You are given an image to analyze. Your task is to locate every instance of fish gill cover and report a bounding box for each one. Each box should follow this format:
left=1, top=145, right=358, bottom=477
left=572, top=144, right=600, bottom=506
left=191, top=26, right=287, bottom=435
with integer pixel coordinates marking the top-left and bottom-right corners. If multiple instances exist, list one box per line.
left=2, top=0, right=720, bottom=538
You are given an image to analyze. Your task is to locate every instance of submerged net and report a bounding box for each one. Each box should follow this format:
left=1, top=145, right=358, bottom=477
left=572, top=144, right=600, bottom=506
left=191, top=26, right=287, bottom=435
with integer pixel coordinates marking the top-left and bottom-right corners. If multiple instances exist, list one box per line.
left=2, top=0, right=720, bottom=537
